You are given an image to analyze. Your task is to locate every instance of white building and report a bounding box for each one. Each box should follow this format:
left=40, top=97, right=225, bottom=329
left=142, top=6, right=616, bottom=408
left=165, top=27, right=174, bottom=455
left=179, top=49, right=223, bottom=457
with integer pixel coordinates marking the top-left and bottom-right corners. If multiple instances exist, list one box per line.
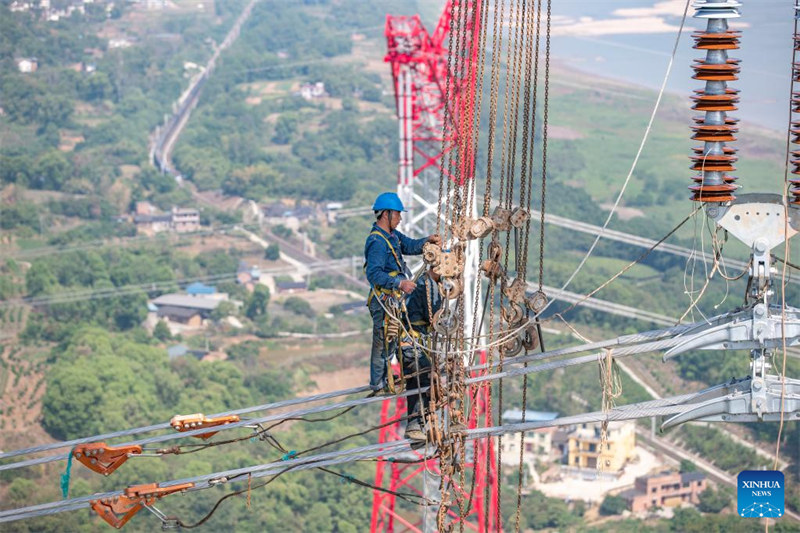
left=171, top=207, right=200, bottom=233
left=299, top=82, right=326, bottom=100
left=16, top=58, right=38, bottom=73
left=499, top=409, right=560, bottom=481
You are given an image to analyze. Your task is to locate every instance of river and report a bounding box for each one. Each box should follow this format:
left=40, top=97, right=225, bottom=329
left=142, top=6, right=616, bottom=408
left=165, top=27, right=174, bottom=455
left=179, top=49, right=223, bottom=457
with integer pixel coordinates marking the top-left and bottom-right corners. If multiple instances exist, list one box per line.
left=547, top=0, right=795, bottom=132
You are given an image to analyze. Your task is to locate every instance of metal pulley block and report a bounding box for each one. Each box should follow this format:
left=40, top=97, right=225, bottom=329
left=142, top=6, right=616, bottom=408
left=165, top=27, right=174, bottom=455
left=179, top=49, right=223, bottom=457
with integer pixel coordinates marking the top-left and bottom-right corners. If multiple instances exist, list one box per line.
left=488, top=240, right=502, bottom=261
left=501, top=333, right=523, bottom=357
left=438, top=277, right=463, bottom=299
left=503, top=277, right=527, bottom=304
left=452, top=217, right=474, bottom=241
left=510, top=207, right=530, bottom=229
left=522, top=323, right=538, bottom=351
left=422, top=242, right=441, bottom=266
left=481, top=259, right=503, bottom=280
left=490, top=206, right=512, bottom=232
left=433, top=308, right=458, bottom=336
left=482, top=240, right=504, bottom=280
left=433, top=244, right=465, bottom=278
left=525, top=290, right=548, bottom=314
left=501, top=302, right=524, bottom=325
left=469, top=216, right=495, bottom=239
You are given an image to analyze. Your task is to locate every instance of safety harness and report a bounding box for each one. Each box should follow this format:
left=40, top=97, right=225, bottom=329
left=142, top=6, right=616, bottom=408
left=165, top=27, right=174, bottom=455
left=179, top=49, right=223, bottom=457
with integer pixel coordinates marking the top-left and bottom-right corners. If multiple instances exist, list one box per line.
left=364, top=230, right=411, bottom=393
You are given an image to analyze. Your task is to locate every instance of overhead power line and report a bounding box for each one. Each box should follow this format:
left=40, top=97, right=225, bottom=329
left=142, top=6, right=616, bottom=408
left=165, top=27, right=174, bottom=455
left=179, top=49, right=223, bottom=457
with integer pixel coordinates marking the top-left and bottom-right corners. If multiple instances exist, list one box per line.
left=0, top=391, right=736, bottom=525
left=0, top=320, right=716, bottom=473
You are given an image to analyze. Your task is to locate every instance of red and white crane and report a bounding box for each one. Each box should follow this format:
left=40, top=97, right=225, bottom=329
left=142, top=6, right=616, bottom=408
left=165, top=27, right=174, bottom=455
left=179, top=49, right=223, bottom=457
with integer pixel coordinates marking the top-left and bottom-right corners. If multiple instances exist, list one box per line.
left=372, top=2, right=499, bottom=531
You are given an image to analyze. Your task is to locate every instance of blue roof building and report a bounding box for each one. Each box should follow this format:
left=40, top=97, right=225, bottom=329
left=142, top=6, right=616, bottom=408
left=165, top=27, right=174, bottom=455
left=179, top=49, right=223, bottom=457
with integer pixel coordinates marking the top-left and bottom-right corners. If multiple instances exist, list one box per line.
left=186, top=282, right=216, bottom=295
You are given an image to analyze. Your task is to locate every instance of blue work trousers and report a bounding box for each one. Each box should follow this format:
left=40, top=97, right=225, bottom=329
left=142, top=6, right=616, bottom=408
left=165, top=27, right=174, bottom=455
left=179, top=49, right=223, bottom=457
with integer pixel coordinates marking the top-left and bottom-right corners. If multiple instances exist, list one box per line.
left=369, top=298, right=396, bottom=391
left=402, top=344, right=431, bottom=422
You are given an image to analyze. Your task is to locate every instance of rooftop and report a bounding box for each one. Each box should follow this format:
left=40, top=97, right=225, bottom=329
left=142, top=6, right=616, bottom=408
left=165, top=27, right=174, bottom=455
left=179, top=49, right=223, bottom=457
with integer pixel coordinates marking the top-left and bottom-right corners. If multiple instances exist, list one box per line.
left=156, top=306, right=202, bottom=319
left=152, top=294, right=221, bottom=311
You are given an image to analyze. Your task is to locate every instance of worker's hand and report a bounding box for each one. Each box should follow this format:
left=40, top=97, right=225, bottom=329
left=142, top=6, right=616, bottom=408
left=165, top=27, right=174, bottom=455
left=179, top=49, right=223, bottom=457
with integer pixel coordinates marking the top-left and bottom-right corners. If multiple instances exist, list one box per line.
left=427, top=234, right=442, bottom=246
left=398, top=280, right=416, bottom=294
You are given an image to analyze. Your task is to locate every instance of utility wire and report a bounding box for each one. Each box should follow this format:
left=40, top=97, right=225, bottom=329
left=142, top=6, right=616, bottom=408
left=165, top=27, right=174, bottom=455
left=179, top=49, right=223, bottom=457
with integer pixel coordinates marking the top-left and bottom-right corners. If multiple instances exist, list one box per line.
left=0, top=392, right=726, bottom=525
left=0, top=322, right=699, bottom=473
left=536, top=0, right=692, bottom=316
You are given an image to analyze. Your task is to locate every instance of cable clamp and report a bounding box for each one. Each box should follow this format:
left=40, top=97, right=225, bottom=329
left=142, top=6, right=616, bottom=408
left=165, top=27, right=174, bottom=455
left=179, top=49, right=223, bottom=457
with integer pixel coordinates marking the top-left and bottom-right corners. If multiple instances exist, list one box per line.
left=73, top=443, right=143, bottom=476
left=281, top=450, right=298, bottom=461
left=170, top=413, right=240, bottom=439
left=90, top=482, right=194, bottom=529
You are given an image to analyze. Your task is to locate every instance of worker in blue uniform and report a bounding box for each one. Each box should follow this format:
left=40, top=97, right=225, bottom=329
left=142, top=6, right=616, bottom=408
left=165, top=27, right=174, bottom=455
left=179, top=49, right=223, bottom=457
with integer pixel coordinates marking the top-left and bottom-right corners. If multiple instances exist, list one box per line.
left=364, top=192, right=441, bottom=397
left=400, top=267, right=441, bottom=440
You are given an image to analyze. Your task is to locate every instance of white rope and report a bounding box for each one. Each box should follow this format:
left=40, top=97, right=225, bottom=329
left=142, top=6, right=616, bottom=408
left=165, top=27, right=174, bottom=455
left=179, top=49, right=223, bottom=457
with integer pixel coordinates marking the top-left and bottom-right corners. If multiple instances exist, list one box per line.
left=537, top=0, right=693, bottom=316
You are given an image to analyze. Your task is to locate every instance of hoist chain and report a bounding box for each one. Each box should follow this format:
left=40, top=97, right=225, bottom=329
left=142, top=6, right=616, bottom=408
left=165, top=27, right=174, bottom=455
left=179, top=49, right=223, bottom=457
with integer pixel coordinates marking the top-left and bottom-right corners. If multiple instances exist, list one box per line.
left=437, top=0, right=458, bottom=238
left=537, top=0, right=552, bottom=291
left=515, top=0, right=537, bottom=280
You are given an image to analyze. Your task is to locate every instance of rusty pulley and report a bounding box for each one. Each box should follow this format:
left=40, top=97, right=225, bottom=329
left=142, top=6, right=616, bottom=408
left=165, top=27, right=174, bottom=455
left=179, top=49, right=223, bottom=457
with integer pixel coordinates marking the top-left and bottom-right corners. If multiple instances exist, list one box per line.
left=522, top=323, right=539, bottom=351
left=438, top=277, right=462, bottom=299
left=432, top=308, right=458, bottom=336
left=525, top=290, right=548, bottom=314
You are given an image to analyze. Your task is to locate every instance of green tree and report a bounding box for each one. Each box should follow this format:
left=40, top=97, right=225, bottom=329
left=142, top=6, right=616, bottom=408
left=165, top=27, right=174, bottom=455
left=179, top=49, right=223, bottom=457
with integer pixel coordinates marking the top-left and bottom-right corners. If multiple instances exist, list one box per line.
left=25, top=262, right=57, bottom=295
left=211, top=300, right=237, bottom=321
left=78, top=71, right=113, bottom=101
left=264, top=243, right=281, bottom=260
left=599, top=494, right=627, bottom=516
left=671, top=507, right=702, bottom=532
left=245, top=284, right=270, bottom=319
left=153, top=320, right=172, bottom=342
left=272, top=114, right=298, bottom=144
left=284, top=296, right=314, bottom=318
left=680, top=459, right=698, bottom=473
left=698, top=486, right=731, bottom=513
left=32, top=150, right=72, bottom=190
left=304, top=502, right=332, bottom=532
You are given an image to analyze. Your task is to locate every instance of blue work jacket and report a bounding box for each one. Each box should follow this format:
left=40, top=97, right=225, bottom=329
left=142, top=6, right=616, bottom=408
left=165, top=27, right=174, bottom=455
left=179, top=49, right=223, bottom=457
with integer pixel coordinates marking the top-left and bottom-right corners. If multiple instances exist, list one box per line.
left=364, top=223, right=427, bottom=291
left=406, top=274, right=442, bottom=327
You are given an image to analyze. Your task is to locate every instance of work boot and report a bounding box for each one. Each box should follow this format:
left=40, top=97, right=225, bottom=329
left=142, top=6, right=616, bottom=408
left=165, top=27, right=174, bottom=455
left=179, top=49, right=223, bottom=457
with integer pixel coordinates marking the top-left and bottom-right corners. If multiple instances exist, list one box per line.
left=404, top=419, right=425, bottom=441
left=371, top=385, right=394, bottom=398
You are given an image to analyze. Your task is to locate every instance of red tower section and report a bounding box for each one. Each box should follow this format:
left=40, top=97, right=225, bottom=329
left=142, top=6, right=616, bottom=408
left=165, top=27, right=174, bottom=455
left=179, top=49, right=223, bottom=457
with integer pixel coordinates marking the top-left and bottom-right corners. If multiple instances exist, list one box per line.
left=372, top=1, right=500, bottom=531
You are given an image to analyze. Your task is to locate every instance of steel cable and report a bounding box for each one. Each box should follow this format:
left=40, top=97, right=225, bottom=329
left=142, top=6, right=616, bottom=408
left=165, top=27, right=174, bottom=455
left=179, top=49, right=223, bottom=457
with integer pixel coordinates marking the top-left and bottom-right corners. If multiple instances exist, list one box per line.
left=0, top=393, right=714, bottom=525
left=0, top=323, right=697, bottom=472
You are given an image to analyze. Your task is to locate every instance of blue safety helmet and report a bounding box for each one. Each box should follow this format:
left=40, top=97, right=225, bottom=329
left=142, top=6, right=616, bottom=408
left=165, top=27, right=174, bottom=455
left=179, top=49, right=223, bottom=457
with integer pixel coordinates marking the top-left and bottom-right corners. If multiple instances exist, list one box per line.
left=372, top=192, right=406, bottom=212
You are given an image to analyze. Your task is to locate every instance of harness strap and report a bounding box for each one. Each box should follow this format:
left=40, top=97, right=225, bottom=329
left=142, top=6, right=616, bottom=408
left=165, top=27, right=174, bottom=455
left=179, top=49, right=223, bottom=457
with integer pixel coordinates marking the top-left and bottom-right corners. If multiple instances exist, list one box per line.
left=365, top=230, right=406, bottom=305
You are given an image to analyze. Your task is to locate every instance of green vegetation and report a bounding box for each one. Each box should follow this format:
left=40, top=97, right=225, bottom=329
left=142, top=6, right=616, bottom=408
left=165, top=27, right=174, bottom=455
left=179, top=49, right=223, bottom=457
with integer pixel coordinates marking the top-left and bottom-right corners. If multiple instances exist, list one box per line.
left=672, top=425, right=771, bottom=473
left=1, top=0, right=798, bottom=531
left=284, top=296, right=315, bottom=318
left=599, top=494, right=628, bottom=516
left=697, top=486, right=732, bottom=514
left=264, top=242, right=280, bottom=260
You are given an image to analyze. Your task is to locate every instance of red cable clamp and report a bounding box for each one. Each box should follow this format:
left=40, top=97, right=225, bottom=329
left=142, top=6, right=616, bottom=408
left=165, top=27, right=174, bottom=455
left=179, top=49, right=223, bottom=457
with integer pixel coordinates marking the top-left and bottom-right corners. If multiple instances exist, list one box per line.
left=90, top=482, right=194, bottom=529
left=169, top=413, right=240, bottom=439
left=73, top=443, right=143, bottom=476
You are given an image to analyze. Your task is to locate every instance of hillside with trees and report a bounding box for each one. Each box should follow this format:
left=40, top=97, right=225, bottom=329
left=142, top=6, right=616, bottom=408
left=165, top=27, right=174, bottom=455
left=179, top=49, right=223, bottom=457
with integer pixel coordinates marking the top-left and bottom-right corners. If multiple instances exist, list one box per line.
left=0, top=0, right=798, bottom=530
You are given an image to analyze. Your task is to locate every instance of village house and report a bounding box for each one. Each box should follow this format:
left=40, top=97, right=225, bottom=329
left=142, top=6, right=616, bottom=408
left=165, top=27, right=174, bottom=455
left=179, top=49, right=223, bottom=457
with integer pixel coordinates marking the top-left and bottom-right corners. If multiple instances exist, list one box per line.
left=298, top=81, right=327, bottom=100
left=150, top=292, right=228, bottom=328
left=171, top=206, right=200, bottom=233
left=236, top=261, right=261, bottom=292
left=619, top=470, right=708, bottom=513
left=10, top=2, right=33, bottom=13
left=499, top=409, right=560, bottom=468
left=276, top=280, right=307, bottom=294
left=262, top=201, right=318, bottom=230
left=132, top=202, right=200, bottom=234
left=16, top=58, right=38, bottom=73
left=566, top=421, right=636, bottom=472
